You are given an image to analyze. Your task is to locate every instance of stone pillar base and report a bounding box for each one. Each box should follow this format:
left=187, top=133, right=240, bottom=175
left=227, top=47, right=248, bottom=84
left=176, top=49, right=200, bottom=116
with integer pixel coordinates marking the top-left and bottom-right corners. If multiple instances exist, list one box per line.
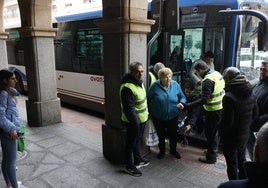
left=26, top=98, right=61, bottom=127
left=102, top=124, right=126, bottom=164
left=102, top=124, right=150, bottom=164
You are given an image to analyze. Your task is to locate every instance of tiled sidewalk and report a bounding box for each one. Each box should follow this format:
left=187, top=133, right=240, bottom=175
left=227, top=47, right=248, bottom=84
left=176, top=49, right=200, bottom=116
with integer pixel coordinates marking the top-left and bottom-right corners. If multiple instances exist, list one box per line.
left=0, top=97, right=228, bottom=188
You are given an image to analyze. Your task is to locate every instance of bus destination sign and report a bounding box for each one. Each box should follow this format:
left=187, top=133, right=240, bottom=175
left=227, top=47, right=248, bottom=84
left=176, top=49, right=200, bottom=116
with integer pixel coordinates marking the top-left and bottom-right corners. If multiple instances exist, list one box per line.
left=181, top=13, right=206, bottom=28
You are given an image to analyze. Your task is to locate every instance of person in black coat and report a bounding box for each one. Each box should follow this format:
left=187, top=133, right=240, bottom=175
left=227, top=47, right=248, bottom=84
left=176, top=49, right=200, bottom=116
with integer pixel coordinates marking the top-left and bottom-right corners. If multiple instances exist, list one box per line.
left=218, top=122, right=268, bottom=188
left=220, top=67, right=258, bottom=180
left=247, top=61, right=268, bottom=160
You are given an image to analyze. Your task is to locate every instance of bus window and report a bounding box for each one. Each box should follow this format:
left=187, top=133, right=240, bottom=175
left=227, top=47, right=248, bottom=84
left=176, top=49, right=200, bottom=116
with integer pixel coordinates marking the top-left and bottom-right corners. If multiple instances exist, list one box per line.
left=183, top=29, right=203, bottom=62
left=181, top=27, right=225, bottom=73
left=169, top=34, right=184, bottom=82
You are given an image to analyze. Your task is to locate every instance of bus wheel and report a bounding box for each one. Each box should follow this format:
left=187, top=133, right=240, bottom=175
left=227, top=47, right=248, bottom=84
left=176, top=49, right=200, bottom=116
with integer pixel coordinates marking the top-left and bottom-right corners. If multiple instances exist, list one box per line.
left=15, top=72, right=25, bottom=94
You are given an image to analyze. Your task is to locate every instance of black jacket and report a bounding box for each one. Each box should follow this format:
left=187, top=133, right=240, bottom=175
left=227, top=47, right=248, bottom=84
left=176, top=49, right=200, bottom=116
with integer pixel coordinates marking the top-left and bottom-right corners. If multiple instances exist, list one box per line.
left=120, top=73, right=144, bottom=126
left=220, top=77, right=258, bottom=147
left=251, top=77, right=268, bottom=132
left=184, top=90, right=203, bottom=127
left=218, top=162, right=268, bottom=188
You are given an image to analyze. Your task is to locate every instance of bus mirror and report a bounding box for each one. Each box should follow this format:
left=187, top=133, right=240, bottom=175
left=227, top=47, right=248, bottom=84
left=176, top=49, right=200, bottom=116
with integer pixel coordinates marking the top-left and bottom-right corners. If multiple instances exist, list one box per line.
left=151, top=0, right=179, bottom=32
left=151, top=0, right=162, bottom=32
left=258, top=21, right=268, bottom=51
left=219, top=9, right=268, bottom=52
left=164, top=0, right=179, bottom=32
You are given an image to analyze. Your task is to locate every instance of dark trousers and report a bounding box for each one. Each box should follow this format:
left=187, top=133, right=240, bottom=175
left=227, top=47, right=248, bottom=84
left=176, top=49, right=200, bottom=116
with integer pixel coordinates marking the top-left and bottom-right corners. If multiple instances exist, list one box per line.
left=247, top=132, right=255, bottom=161
left=125, top=122, right=144, bottom=168
left=223, top=143, right=246, bottom=180
left=152, top=116, right=178, bottom=154
left=204, top=110, right=222, bottom=161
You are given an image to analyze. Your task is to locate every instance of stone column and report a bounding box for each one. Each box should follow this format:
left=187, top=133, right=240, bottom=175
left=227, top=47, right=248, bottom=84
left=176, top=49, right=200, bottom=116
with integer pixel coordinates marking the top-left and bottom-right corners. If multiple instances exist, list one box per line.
left=97, top=0, right=154, bottom=164
left=0, top=32, right=9, bottom=69
left=18, top=0, right=61, bottom=126
left=0, top=1, right=9, bottom=69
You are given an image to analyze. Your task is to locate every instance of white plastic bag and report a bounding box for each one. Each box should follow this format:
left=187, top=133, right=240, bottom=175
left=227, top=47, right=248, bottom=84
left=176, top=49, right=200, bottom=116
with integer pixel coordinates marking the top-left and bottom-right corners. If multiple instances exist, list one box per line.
left=143, top=119, right=159, bottom=146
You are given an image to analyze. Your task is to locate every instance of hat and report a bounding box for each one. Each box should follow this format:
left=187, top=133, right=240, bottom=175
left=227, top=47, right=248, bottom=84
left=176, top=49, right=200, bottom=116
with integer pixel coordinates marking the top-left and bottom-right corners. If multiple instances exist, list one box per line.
left=223, top=67, right=248, bottom=85
left=223, top=67, right=241, bottom=83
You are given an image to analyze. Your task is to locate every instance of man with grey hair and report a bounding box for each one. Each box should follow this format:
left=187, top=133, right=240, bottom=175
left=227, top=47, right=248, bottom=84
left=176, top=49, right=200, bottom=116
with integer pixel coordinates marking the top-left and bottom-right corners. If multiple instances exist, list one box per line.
left=218, top=122, right=268, bottom=187
left=120, top=62, right=150, bottom=177
left=148, top=62, right=165, bottom=86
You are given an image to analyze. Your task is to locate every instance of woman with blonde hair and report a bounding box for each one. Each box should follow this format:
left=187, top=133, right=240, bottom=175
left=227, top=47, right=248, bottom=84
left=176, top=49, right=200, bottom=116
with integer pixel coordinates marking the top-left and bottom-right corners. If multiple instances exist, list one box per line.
left=148, top=68, right=186, bottom=159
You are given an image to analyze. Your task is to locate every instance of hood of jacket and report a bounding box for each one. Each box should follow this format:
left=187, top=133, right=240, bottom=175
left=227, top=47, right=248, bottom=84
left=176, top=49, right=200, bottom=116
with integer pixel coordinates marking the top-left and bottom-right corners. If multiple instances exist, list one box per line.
left=225, top=75, right=253, bottom=98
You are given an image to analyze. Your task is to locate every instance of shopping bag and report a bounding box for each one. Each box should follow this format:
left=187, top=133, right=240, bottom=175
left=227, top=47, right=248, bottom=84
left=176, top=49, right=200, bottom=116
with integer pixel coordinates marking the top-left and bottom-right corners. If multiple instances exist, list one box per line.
left=143, top=119, right=159, bottom=146
left=17, top=124, right=26, bottom=152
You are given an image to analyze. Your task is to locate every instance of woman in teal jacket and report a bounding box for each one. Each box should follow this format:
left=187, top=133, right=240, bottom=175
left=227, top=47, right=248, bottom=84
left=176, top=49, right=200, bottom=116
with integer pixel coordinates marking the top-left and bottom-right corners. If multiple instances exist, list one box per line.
left=148, top=68, right=186, bottom=159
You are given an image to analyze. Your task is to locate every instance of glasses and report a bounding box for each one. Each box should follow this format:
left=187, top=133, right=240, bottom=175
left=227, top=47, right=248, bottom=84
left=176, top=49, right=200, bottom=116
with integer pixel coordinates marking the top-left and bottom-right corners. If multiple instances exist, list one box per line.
left=260, top=67, right=268, bottom=72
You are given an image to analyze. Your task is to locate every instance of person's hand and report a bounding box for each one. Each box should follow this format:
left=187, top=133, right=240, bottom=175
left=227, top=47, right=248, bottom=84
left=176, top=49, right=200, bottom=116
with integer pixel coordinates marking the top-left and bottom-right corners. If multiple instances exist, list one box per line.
left=10, top=130, right=18, bottom=140
left=185, top=125, right=191, bottom=133
left=183, top=102, right=192, bottom=111
left=177, top=103, right=184, bottom=110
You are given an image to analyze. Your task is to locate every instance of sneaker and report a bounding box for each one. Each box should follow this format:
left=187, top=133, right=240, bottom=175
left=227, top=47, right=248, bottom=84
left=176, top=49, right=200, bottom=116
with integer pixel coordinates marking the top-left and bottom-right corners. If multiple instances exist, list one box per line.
left=135, top=159, right=150, bottom=169
left=17, top=181, right=26, bottom=188
left=124, top=166, right=142, bottom=177
left=198, top=156, right=216, bottom=164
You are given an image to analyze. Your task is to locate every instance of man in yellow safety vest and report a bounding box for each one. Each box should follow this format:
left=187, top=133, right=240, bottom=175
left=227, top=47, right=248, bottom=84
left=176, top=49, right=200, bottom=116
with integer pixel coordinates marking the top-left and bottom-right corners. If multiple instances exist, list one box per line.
left=184, top=60, right=225, bottom=164
left=120, top=62, right=149, bottom=177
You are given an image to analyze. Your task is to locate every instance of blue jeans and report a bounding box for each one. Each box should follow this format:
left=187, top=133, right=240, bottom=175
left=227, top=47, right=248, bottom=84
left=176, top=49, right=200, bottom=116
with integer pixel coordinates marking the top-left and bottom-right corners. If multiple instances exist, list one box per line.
left=1, top=135, right=18, bottom=187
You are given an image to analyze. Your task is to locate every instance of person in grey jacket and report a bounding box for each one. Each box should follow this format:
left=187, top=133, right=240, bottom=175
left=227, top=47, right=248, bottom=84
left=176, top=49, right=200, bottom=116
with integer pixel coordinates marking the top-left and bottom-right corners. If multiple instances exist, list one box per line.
left=0, top=69, right=22, bottom=188
left=189, top=51, right=215, bottom=90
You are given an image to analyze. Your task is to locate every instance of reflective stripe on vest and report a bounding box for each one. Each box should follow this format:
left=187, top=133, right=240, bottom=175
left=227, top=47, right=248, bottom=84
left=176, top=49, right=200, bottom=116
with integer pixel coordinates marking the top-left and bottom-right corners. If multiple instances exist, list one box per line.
left=203, top=71, right=225, bottom=111
left=120, top=82, right=149, bottom=123
left=149, top=72, right=157, bottom=86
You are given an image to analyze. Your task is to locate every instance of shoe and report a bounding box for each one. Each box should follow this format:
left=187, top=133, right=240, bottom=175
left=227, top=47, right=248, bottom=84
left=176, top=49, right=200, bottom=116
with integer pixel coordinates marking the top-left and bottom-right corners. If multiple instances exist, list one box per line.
left=124, top=166, right=142, bottom=177
left=198, top=156, right=216, bottom=164
left=203, top=149, right=218, bottom=157
left=157, top=152, right=165, bottom=159
left=17, top=181, right=26, bottom=188
left=135, top=159, right=150, bottom=169
left=170, top=151, right=181, bottom=159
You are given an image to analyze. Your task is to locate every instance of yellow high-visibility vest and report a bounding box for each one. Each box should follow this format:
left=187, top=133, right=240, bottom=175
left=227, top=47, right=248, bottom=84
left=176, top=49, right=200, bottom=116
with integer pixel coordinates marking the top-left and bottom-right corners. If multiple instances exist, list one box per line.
left=203, top=71, right=225, bottom=111
left=149, top=72, right=157, bottom=86
left=120, top=82, right=148, bottom=123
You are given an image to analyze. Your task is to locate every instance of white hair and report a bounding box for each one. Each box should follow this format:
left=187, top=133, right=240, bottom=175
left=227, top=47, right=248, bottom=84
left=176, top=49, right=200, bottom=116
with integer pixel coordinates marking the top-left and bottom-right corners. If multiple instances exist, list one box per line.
left=254, top=122, right=268, bottom=162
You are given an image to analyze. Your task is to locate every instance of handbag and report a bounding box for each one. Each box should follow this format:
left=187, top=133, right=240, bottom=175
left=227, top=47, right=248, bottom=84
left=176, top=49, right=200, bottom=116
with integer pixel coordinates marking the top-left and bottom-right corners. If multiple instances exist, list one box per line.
left=143, top=118, right=159, bottom=146
left=17, top=124, right=26, bottom=152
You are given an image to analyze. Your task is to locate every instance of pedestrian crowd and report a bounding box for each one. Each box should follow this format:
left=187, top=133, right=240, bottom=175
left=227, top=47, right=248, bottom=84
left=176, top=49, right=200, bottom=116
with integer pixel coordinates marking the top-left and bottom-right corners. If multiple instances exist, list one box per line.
left=119, top=57, right=268, bottom=188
